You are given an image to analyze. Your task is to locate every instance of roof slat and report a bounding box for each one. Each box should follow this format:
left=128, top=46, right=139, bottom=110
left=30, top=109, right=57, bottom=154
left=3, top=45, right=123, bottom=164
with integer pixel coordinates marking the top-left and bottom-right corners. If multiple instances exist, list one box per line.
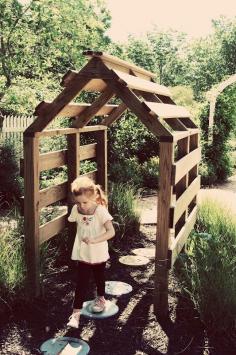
left=112, top=70, right=171, bottom=97
left=144, top=102, right=191, bottom=118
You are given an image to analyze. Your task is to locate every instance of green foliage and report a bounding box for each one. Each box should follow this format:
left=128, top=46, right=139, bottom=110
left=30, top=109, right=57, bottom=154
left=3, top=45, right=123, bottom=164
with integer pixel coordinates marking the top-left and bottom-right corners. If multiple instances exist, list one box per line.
left=109, top=157, right=143, bottom=187
left=177, top=199, right=236, bottom=336
left=0, top=139, right=22, bottom=207
left=0, top=216, right=25, bottom=298
left=141, top=156, right=159, bottom=189
left=200, top=85, right=236, bottom=184
left=108, top=182, right=140, bottom=244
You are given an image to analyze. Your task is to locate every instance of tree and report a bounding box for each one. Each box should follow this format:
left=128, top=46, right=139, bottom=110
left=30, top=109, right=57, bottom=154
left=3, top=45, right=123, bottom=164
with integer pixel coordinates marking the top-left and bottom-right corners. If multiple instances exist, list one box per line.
left=0, top=0, right=111, bottom=115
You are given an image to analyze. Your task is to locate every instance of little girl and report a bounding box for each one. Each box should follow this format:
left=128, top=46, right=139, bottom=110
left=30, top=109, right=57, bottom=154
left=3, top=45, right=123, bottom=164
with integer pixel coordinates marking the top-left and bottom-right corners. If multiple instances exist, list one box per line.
left=67, top=176, right=115, bottom=328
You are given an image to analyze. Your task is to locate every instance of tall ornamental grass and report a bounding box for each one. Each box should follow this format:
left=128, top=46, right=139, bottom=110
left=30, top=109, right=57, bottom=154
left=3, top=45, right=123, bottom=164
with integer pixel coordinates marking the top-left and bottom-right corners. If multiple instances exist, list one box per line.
left=108, top=182, right=140, bottom=243
left=177, top=199, right=236, bottom=336
left=0, top=219, right=25, bottom=298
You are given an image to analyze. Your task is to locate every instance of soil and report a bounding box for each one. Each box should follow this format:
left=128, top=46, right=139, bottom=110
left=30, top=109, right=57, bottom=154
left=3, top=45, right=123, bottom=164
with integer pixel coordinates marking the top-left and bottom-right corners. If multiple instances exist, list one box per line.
left=0, top=224, right=235, bottom=355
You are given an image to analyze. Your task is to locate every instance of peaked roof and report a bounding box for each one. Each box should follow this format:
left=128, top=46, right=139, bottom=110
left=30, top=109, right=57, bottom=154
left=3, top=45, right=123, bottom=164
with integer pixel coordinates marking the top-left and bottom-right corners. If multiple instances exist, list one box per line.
left=25, top=50, right=198, bottom=141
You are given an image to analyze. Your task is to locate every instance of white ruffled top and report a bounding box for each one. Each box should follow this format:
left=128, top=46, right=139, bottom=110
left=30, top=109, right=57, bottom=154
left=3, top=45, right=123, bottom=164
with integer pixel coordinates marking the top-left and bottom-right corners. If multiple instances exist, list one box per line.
left=68, top=204, right=113, bottom=264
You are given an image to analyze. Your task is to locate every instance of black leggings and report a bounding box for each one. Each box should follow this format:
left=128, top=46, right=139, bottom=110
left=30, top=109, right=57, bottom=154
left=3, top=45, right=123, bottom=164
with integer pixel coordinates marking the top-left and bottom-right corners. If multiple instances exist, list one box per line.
left=73, top=261, right=106, bottom=309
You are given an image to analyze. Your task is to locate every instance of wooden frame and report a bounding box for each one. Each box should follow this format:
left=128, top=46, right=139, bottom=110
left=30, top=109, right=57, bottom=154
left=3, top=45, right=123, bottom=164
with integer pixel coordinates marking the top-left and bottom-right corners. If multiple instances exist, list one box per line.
left=23, top=51, right=201, bottom=317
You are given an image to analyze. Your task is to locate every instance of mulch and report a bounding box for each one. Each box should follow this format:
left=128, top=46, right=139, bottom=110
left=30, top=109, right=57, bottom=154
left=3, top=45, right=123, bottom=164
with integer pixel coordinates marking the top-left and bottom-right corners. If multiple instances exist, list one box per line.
left=0, top=225, right=234, bottom=355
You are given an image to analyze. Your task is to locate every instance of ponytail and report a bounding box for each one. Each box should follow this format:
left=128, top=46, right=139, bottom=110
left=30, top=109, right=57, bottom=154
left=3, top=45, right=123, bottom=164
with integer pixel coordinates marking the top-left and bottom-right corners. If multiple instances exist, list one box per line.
left=96, top=184, right=108, bottom=207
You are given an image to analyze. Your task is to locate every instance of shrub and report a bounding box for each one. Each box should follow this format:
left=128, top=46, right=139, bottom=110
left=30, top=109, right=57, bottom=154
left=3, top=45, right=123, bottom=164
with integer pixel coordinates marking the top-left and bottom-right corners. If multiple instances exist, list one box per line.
left=109, top=157, right=143, bottom=187
left=141, top=156, right=159, bottom=189
left=0, top=140, right=22, bottom=208
left=108, top=182, right=140, bottom=245
left=177, top=199, right=236, bottom=336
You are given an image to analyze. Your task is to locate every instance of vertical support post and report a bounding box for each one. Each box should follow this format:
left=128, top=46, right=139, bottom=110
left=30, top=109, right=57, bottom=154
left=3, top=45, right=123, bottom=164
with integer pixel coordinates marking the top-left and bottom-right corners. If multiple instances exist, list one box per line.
left=67, top=133, right=80, bottom=252
left=24, top=135, right=40, bottom=297
left=154, top=141, right=174, bottom=317
left=95, top=128, right=107, bottom=194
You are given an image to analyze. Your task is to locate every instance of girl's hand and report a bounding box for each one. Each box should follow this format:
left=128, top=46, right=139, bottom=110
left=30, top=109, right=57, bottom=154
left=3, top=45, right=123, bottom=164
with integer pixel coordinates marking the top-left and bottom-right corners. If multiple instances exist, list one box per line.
left=82, top=237, right=94, bottom=244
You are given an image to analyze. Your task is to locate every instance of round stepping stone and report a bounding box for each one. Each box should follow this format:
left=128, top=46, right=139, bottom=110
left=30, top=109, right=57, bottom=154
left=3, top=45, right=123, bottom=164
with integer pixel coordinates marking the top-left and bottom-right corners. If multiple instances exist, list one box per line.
left=40, top=336, right=89, bottom=355
left=105, top=281, right=132, bottom=296
left=119, top=255, right=150, bottom=266
left=132, top=247, right=155, bottom=259
left=80, top=300, right=119, bottom=319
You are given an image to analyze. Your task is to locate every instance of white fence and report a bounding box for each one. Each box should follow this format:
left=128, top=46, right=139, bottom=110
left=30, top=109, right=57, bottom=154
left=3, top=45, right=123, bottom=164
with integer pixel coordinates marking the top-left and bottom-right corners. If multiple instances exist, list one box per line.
left=0, top=115, right=35, bottom=156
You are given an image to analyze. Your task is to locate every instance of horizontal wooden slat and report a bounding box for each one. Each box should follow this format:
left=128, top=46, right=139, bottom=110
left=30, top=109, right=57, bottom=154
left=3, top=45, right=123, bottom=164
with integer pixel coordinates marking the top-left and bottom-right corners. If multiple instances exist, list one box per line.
left=112, top=70, right=171, bottom=97
left=168, top=205, right=198, bottom=268
left=39, top=181, right=68, bottom=208
left=80, top=170, right=97, bottom=181
left=144, top=102, right=190, bottom=118
left=39, top=150, right=67, bottom=171
left=83, top=50, right=156, bottom=78
left=172, top=148, right=201, bottom=185
left=39, top=211, right=67, bottom=244
left=80, top=143, right=96, bottom=160
left=36, top=102, right=118, bottom=118
left=31, top=125, right=107, bottom=138
left=171, top=176, right=200, bottom=226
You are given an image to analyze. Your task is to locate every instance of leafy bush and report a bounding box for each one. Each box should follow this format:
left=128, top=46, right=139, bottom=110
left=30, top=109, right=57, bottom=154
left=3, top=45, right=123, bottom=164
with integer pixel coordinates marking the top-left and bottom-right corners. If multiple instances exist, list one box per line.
left=141, top=156, right=159, bottom=189
left=109, top=157, right=143, bottom=187
left=177, top=199, right=236, bottom=336
left=0, top=140, right=23, bottom=208
left=108, top=182, right=140, bottom=245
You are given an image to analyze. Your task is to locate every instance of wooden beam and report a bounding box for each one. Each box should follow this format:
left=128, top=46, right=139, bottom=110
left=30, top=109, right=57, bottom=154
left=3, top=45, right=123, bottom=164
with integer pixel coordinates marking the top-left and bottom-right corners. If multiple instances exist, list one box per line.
left=104, top=78, right=172, bottom=138
left=101, top=102, right=127, bottom=126
left=26, top=76, right=90, bottom=133
left=39, top=149, right=67, bottom=171
left=23, top=136, right=41, bottom=297
left=35, top=102, right=118, bottom=118
left=112, top=70, right=171, bottom=97
left=39, top=212, right=67, bottom=244
left=73, top=87, right=114, bottom=128
left=144, top=102, right=190, bottom=118
left=154, top=141, right=174, bottom=316
left=39, top=181, right=68, bottom=208
left=172, top=147, right=201, bottom=185
left=169, top=206, right=198, bottom=268
left=95, top=129, right=107, bottom=193
left=83, top=50, right=156, bottom=79
left=171, top=176, right=200, bottom=227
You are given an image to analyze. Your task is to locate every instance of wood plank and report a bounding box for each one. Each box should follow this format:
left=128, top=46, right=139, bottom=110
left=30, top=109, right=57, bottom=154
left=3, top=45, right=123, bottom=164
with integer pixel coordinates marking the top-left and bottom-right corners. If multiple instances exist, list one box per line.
left=101, top=102, right=127, bottom=126
left=144, top=102, right=190, bottom=118
left=171, top=176, right=200, bottom=226
left=82, top=78, right=107, bottom=92
left=172, top=147, right=201, bottom=185
left=34, top=125, right=107, bottom=138
left=39, top=211, right=67, bottom=244
left=73, top=87, right=114, bottom=128
left=39, top=149, right=67, bottom=171
left=83, top=50, right=156, bottom=78
left=154, top=142, right=174, bottom=316
left=95, top=130, right=107, bottom=193
left=80, top=143, right=97, bottom=160
left=80, top=170, right=97, bottom=181
left=112, top=70, right=171, bottom=97
left=23, top=136, right=41, bottom=296
left=104, top=78, right=172, bottom=138
left=26, top=76, right=90, bottom=133
left=36, top=102, right=118, bottom=118
left=169, top=205, right=198, bottom=268
left=39, top=181, right=68, bottom=208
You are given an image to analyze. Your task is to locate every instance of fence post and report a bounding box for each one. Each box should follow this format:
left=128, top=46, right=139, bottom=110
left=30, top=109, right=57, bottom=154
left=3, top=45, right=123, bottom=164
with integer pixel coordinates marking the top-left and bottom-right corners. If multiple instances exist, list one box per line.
left=23, top=135, right=41, bottom=297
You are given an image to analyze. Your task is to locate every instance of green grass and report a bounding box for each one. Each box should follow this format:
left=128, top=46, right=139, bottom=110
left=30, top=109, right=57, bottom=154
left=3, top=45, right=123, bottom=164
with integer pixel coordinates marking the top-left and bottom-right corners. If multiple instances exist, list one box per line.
left=177, top=199, right=236, bottom=336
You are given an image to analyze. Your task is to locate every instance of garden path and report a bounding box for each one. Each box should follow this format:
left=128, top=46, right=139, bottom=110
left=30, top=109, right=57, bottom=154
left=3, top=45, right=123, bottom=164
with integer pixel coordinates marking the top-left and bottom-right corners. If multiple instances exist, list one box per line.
left=137, top=174, right=236, bottom=224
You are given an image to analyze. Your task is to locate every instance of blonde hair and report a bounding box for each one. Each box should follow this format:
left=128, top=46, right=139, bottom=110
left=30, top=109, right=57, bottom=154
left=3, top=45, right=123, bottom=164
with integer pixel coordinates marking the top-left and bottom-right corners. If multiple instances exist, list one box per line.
left=71, top=176, right=107, bottom=206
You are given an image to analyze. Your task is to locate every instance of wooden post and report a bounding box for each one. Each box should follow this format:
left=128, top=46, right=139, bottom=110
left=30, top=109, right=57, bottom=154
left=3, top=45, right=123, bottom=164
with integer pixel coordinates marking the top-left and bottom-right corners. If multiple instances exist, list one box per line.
left=24, top=135, right=40, bottom=297
left=95, top=128, right=107, bottom=193
left=67, top=133, right=80, bottom=252
left=154, top=141, right=174, bottom=316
